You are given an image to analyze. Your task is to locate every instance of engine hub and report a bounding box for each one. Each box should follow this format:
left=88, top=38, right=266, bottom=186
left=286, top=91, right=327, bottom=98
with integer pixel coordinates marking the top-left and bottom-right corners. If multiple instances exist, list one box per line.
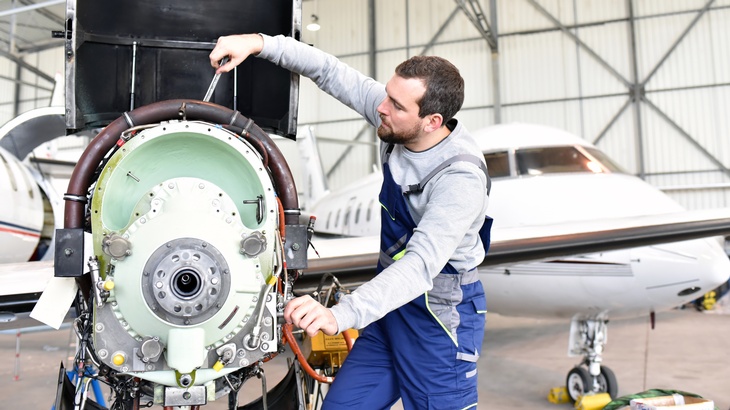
left=141, top=238, right=231, bottom=326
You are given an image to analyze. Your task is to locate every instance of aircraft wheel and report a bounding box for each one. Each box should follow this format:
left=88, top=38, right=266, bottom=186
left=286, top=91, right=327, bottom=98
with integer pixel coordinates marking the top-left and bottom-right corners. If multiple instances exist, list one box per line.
left=566, top=366, right=591, bottom=403
left=598, top=366, right=618, bottom=399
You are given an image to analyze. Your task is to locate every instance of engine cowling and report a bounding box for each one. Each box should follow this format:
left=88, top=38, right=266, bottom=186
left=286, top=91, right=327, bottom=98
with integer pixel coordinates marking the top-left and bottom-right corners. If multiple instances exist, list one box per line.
left=91, top=119, right=280, bottom=386
left=57, top=100, right=305, bottom=406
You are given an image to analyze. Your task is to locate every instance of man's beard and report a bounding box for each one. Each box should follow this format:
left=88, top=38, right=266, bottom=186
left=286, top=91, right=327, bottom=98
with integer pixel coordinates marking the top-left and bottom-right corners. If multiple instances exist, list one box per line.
left=377, top=120, right=421, bottom=145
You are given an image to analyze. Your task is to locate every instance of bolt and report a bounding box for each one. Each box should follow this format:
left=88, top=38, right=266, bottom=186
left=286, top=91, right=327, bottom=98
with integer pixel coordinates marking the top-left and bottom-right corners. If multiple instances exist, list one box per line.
left=179, top=374, right=192, bottom=387
left=262, top=343, right=269, bottom=351
left=95, top=324, right=104, bottom=332
left=183, top=392, right=191, bottom=400
left=292, top=243, right=300, bottom=251
left=168, top=183, right=175, bottom=189
left=211, top=277, right=219, bottom=285
left=155, top=281, right=163, bottom=289
left=202, top=242, right=207, bottom=248
left=64, top=248, right=74, bottom=256
left=237, top=350, right=245, bottom=357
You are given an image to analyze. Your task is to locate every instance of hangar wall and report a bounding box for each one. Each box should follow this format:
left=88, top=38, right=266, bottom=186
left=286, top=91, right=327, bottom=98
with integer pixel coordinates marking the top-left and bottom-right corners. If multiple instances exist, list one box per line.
left=7, top=0, right=730, bottom=211
left=296, top=0, right=730, bottom=211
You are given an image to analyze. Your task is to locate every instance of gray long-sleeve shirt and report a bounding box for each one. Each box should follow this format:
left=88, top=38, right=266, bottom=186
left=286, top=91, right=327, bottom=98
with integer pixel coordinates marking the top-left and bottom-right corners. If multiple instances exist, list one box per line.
left=258, top=34, right=489, bottom=332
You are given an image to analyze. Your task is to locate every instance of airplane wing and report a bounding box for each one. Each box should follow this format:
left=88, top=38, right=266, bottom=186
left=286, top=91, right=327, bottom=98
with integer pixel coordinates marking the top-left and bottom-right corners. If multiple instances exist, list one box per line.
left=0, top=261, right=54, bottom=329
left=296, top=208, right=730, bottom=291
left=1, top=208, right=729, bottom=329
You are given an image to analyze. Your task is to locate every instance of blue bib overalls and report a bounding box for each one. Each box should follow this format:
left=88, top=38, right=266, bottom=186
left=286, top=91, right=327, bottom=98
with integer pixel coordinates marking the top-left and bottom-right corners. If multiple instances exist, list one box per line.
left=323, top=146, right=492, bottom=410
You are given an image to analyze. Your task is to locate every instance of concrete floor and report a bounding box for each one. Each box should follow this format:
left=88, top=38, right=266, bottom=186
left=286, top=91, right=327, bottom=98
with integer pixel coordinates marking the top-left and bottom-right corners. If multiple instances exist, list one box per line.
left=1, top=306, right=728, bottom=410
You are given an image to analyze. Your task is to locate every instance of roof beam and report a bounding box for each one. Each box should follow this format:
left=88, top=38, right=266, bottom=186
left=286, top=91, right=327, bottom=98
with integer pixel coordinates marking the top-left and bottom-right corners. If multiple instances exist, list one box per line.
left=0, top=0, right=64, bottom=18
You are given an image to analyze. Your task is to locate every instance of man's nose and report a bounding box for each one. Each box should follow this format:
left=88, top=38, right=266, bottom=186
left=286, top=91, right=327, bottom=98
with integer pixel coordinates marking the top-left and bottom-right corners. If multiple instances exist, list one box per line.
left=376, top=100, right=388, bottom=115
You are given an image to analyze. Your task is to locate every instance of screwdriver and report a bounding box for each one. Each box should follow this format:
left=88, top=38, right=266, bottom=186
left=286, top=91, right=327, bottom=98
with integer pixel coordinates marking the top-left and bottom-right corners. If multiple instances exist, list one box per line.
left=203, top=56, right=230, bottom=102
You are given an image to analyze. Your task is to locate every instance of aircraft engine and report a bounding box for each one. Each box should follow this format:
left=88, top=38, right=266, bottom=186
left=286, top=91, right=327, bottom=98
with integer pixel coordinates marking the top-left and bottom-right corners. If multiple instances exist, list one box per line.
left=55, top=100, right=308, bottom=407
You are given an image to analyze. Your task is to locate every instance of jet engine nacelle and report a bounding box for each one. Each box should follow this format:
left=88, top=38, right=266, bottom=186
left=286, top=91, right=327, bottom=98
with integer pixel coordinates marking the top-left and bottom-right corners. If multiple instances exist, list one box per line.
left=56, top=100, right=306, bottom=406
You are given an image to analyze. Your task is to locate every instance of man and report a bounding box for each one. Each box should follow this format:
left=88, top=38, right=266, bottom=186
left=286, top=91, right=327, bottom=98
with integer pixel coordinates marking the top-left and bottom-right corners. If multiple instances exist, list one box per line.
left=210, top=33, right=491, bottom=409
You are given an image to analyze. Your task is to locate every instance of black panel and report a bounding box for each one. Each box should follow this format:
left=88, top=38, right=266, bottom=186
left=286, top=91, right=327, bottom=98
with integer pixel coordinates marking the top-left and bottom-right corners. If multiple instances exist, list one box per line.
left=54, top=228, right=85, bottom=277
left=67, top=0, right=300, bottom=139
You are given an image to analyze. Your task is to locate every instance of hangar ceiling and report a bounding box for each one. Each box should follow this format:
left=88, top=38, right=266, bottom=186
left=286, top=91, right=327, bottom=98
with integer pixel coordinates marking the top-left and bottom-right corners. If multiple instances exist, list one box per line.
left=0, top=0, right=64, bottom=53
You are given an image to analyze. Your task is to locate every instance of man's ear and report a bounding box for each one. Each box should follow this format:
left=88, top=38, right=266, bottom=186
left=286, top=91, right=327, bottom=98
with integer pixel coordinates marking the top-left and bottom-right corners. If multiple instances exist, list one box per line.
left=423, top=113, right=444, bottom=133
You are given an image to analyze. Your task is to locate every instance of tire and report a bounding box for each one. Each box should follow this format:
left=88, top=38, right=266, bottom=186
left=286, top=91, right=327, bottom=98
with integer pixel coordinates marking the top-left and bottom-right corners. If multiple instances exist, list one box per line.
left=566, top=366, right=591, bottom=403
left=598, top=366, right=619, bottom=399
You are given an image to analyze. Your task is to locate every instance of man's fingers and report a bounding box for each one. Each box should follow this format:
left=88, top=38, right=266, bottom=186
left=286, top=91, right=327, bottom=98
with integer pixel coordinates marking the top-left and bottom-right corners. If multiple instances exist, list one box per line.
left=283, top=295, right=314, bottom=324
left=283, top=295, right=338, bottom=337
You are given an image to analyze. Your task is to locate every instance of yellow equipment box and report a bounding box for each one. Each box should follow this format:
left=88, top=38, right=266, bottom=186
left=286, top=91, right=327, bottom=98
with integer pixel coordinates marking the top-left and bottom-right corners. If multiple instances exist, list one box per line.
left=301, top=329, right=359, bottom=370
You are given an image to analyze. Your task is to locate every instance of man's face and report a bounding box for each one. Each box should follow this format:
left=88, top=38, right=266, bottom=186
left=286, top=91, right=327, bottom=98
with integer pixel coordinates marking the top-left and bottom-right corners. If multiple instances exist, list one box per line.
left=376, top=75, right=427, bottom=145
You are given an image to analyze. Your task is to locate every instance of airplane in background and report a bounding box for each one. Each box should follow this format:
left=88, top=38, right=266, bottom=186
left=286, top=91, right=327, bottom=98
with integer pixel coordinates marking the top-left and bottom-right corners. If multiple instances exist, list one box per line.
left=0, top=106, right=70, bottom=326
left=294, top=123, right=730, bottom=401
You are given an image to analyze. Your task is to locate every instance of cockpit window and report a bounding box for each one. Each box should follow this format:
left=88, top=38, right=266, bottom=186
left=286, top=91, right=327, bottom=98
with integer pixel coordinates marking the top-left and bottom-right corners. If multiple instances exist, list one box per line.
left=483, top=151, right=510, bottom=178
left=583, top=147, right=625, bottom=173
left=515, top=146, right=616, bottom=176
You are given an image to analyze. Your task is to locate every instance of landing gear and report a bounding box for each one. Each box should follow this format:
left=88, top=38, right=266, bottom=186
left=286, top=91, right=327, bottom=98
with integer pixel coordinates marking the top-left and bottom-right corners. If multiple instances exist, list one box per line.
left=565, top=316, right=619, bottom=402
left=566, top=365, right=618, bottom=402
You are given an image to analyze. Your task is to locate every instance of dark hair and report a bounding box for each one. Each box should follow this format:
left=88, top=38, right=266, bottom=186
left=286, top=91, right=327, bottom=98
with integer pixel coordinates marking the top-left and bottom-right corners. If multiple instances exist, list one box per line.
left=394, top=56, right=464, bottom=124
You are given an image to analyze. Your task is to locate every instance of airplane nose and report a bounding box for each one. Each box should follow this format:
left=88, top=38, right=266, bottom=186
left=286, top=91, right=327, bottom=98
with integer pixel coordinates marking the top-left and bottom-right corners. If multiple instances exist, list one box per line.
left=698, top=237, right=730, bottom=289
left=634, top=237, right=730, bottom=307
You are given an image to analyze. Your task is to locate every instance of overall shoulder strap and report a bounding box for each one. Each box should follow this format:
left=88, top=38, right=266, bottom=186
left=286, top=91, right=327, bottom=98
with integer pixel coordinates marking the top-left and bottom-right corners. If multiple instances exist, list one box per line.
left=382, top=144, right=395, bottom=164
left=402, top=154, right=491, bottom=196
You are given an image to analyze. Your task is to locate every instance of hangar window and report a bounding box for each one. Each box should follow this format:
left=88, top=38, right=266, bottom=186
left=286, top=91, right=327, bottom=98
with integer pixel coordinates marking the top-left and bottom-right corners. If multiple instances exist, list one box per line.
left=355, top=203, right=361, bottom=224
left=515, top=146, right=619, bottom=176
left=326, top=211, right=332, bottom=229
left=335, top=209, right=341, bottom=228
left=483, top=151, right=510, bottom=178
left=366, top=199, right=374, bottom=222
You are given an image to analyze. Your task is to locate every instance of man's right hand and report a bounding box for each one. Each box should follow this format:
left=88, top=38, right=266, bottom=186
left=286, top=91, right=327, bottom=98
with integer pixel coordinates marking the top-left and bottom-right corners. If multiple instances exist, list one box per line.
left=209, top=34, right=264, bottom=74
left=284, top=295, right=339, bottom=337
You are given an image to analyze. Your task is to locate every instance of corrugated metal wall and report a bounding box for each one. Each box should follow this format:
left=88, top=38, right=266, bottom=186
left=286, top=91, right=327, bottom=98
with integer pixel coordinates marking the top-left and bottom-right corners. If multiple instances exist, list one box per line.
left=0, top=46, right=61, bottom=125
left=9, top=1, right=729, bottom=209
left=295, top=0, right=730, bottom=210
